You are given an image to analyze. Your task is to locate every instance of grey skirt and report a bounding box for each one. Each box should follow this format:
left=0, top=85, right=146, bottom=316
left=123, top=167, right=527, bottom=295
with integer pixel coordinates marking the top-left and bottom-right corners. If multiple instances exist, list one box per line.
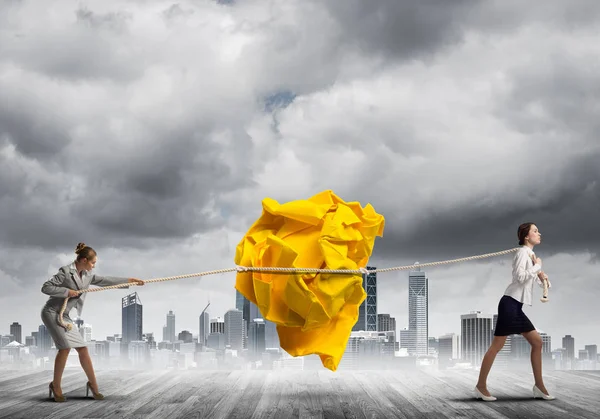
left=40, top=306, right=86, bottom=350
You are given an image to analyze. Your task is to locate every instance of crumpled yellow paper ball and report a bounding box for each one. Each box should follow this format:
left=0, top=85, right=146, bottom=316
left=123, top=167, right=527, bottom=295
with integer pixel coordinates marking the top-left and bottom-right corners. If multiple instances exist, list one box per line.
left=234, top=190, right=385, bottom=371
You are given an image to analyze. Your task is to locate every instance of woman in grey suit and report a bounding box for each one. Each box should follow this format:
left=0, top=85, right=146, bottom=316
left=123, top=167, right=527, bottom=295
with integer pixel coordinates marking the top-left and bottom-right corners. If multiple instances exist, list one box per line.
left=41, top=243, right=144, bottom=402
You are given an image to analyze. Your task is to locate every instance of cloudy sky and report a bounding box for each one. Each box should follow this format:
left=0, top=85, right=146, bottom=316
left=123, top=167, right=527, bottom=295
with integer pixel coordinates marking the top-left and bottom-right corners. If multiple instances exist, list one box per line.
left=1, top=0, right=599, bottom=353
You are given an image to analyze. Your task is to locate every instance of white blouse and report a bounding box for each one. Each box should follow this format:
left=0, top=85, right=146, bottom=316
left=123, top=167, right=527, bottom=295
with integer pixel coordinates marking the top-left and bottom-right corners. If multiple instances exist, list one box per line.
left=503, top=246, right=552, bottom=306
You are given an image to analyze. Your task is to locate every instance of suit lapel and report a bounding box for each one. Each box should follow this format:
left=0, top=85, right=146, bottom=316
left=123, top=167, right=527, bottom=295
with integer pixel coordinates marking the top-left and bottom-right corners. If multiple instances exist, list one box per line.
left=68, top=266, right=83, bottom=290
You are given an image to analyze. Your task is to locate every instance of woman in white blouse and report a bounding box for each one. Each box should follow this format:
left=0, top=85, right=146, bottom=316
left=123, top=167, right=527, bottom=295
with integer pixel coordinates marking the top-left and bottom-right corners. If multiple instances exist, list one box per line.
left=474, top=223, right=555, bottom=401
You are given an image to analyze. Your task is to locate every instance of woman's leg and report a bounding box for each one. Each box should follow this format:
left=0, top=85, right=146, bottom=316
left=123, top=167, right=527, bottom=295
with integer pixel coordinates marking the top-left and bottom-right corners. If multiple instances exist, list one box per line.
left=476, top=336, right=507, bottom=395
left=521, top=330, right=549, bottom=394
left=53, top=349, right=71, bottom=395
left=75, top=347, right=99, bottom=392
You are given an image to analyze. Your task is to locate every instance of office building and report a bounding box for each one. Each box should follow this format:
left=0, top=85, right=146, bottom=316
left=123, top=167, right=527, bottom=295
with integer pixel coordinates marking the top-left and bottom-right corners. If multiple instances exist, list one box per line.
left=224, top=309, right=244, bottom=350
left=353, top=266, right=377, bottom=332
left=461, top=311, right=493, bottom=366
left=9, top=322, right=22, bottom=344
left=122, top=293, right=143, bottom=344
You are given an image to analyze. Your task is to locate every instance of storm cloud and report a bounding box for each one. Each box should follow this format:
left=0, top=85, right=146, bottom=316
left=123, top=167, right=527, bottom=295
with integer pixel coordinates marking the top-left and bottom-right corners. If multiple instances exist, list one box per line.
left=1, top=0, right=598, bottom=349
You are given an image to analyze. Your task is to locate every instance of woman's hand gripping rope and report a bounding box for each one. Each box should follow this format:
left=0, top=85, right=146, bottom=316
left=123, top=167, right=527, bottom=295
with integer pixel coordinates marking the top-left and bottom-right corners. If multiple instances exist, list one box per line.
left=532, top=254, right=550, bottom=303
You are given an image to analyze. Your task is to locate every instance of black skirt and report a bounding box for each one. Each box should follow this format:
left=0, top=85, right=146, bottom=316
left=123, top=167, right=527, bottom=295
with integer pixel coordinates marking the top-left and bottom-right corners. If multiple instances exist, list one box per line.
left=493, top=295, right=535, bottom=336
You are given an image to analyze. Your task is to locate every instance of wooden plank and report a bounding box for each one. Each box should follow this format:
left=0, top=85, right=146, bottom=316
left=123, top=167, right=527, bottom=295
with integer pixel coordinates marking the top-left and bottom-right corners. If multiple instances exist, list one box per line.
left=314, top=371, right=345, bottom=419
left=225, top=370, right=268, bottom=419
left=0, top=368, right=598, bottom=418
left=250, top=371, right=285, bottom=419
left=328, top=371, right=369, bottom=419
left=272, top=369, right=303, bottom=419
left=351, top=371, right=408, bottom=419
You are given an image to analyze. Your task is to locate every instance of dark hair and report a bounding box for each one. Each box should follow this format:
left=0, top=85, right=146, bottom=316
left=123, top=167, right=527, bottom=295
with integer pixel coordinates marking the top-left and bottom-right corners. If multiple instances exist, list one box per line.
left=75, top=242, right=97, bottom=261
left=517, top=223, right=535, bottom=246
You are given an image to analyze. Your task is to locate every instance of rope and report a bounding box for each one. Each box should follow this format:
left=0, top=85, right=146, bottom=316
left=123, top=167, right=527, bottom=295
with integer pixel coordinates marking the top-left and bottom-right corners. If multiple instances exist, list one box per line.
left=57, top=247, right=520, bottom=331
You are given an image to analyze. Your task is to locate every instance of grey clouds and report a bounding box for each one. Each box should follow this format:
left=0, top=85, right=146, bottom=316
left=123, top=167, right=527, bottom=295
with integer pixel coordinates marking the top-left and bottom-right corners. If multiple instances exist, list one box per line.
left=0, top=0, right=599, bottom=349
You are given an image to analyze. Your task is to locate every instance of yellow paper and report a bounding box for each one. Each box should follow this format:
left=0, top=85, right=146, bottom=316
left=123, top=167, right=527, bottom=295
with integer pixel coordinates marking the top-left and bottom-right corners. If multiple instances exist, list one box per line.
left=234, top=190, right=385, bottom=371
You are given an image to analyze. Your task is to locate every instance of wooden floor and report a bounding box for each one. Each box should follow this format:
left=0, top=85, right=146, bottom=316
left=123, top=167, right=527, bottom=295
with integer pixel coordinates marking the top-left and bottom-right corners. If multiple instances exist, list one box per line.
left=0, top=368, right=598, bottom=419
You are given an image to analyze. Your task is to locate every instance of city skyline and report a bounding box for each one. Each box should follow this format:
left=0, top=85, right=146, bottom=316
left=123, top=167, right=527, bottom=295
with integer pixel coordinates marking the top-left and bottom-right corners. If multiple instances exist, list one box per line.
left=3, top=305, right=598, bottom=372
left=3, top=272, right=598, bottom=359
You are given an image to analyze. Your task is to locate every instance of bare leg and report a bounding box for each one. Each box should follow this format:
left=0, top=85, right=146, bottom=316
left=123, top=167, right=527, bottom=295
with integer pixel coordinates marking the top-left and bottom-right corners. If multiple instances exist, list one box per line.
left=476, top=336, right=507, bottom=396
left=75, top=347, right=99, bottom=393
left=521, top=330, right=549, bottom=394
left=53, top=349, right=71, bottom=396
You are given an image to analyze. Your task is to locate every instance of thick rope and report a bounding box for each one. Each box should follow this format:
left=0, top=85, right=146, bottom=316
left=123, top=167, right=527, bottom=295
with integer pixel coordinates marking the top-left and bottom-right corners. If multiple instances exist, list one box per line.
left=58, top=247, right=520, bottom=331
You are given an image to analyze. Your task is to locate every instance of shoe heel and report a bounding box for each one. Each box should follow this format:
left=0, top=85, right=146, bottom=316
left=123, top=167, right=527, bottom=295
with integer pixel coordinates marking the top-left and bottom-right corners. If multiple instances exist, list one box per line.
left=86, top=381, right=104, bottom=400
left=49, top=382, right=66, bottom=402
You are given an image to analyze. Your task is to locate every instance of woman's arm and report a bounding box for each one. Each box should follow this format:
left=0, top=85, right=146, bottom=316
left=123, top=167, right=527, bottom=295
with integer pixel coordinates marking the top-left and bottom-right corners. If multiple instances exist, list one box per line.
left=536, top=270, right=552, bottom=288
left=91, top=275, right=144, bottom=288
left=512, top=249, right=542, bottom=284
left=41, top=271, right=70, bottom=298
left=90, top=274, right=131, bottom=287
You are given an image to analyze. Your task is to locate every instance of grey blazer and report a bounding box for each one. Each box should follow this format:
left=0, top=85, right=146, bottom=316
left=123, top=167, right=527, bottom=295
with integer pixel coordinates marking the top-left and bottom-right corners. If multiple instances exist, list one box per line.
left=41, top=262, right=129, bottom=317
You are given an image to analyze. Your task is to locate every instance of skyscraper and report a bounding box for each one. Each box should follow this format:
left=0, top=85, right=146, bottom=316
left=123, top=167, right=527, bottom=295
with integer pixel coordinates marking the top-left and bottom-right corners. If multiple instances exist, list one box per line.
left=265, top=319, right=279, bottom=349
left=199, top=311, right=210, bottom=346
left=461, top=311, right=493, bottom=366
left=224, top=309, right=244, bottom=350
left=563, top=335, right=575, bottom=361
left=399, top=328, right=415, bottom=353
left=408, top=268, right=428, bottom=355
left=585, top=345, right=597, bottom=362
left=9, top=322, right=22, bottom=344
left=165, top=310, right=176, bottom=343
left=249, top=319, right=266, bottom=356
left=37, top=324, right=52, bottom=353
left=122, top=293, right=143, bottom=344
left=353, top=266, right=377, bottom=332
left=236, top=289, right=245, bottom=313
left=236, top=289, right=270, bottom=348
left=237, top=290, right=260, bottom=327
left=211, top=318, right=225, bottom=334
left=377, top=314, right=396, bottom=334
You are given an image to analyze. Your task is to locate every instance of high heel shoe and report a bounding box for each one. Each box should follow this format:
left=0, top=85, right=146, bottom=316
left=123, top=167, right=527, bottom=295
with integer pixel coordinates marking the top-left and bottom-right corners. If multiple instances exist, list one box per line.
left=474, top=386, right=497, bottom=401
left=48, top=382, right=66, bottom=402
left=86, top=381, right=105, bottom=400
left=533, top=385, right=555, bottom=400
